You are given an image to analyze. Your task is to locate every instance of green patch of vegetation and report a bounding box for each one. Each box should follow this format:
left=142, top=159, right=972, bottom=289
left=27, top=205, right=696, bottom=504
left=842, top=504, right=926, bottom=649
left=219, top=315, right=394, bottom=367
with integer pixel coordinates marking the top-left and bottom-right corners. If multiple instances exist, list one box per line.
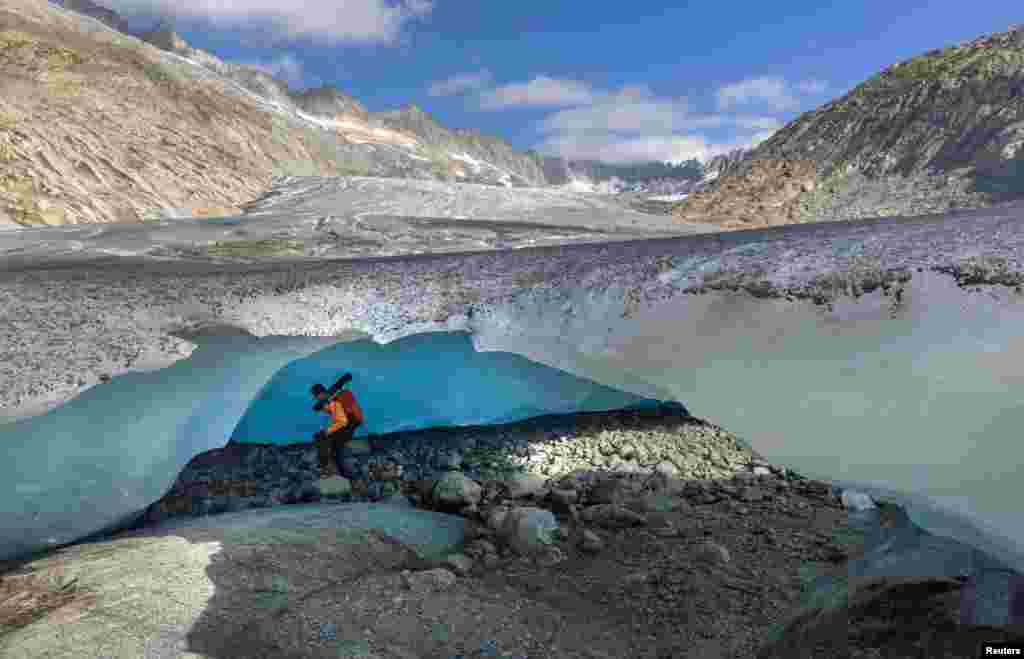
left=138, top=59, right=177, bottom=86
left=334, top=159, right=373, bottom=176
left=205, top=238, right=306, bottom=258
left=420, top=145, right=454, bottom=178
left=887, top=45, right=1024, bottom=83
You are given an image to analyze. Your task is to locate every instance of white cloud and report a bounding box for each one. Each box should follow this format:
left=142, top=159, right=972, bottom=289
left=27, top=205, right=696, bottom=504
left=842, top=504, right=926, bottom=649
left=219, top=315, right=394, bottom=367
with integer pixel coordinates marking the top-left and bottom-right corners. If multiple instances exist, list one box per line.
left=717, top=76, right=829, bottom=111
left=535, top=133, right=719, bottom=164
left=497, top=79, right=783, bottom=163
left=427, top=70, right=493, bottom=97
left=478, top=76, right=597, bottom=109
left=237, top=54, right=320, bottom=89
left=107, top=0, right=433, bottom=43
left=796, top=79, right=828, bottom=95
left=717, top=76, right=798, bottom=111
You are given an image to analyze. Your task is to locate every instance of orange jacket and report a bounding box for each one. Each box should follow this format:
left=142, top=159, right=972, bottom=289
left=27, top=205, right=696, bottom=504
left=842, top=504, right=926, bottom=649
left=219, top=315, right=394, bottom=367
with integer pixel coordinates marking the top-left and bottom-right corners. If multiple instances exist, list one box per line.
left=324, top=398, right=348, bottom=434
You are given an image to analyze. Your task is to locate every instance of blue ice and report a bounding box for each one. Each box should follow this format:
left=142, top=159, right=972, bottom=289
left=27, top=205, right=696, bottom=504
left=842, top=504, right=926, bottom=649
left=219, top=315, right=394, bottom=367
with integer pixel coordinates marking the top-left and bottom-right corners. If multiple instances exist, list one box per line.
left=1, top=330, right=658, bottom=561
left=232, top=331, right=658, bottom=444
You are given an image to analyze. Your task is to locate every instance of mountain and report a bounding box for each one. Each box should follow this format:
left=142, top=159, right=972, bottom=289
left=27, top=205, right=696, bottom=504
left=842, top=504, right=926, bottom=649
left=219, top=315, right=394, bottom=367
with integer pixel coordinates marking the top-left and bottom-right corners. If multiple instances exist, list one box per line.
left=132, top=24, right=548, bottom=189
left=0, top=0, right=547, bottom=228
left=702, top=148, right=748, bottom=180
left=540, top=157, right=705, bottom=194
left=376, top=105, right=548, bottom=186
left=48, top=0, right=127, bottom=32
left=674, top=25, right=1024, bottom=229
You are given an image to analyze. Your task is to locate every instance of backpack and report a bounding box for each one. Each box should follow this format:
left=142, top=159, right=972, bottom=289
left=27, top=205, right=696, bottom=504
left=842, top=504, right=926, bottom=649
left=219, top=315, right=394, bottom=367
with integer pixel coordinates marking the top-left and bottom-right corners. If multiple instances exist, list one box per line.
left=336, top=389, right=365, bottom=426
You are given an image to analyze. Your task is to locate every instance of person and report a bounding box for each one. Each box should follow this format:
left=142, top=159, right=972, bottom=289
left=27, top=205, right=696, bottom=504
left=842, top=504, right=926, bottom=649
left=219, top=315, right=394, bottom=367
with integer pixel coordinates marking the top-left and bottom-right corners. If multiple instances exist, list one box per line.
left=311, top=373, right=364, bottom=478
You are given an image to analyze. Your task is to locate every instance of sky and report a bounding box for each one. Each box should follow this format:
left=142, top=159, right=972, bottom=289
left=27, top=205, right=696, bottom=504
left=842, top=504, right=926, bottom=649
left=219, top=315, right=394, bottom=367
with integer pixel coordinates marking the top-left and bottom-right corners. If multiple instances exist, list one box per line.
left=106, top=0, right=1023, bottom=164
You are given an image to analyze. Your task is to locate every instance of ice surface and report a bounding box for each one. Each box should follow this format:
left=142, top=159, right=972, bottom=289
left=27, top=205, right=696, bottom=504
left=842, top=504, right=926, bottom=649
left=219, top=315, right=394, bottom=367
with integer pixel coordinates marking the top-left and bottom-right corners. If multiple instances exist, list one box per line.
left=232, top=331, right=654, bottom=443
left=0, top=331, right=653, bottom=560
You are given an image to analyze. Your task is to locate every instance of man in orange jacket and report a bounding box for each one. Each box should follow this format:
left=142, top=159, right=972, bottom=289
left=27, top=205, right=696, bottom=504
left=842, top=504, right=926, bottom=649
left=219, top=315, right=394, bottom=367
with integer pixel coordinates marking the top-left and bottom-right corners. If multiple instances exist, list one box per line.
left=311, top=373, right=364, bottom=478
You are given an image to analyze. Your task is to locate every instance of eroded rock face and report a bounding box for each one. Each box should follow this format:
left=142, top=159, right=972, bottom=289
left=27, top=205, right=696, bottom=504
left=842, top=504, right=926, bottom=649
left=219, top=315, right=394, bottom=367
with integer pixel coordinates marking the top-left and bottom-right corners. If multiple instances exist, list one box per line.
left=672, top=160, right=818, bottom=229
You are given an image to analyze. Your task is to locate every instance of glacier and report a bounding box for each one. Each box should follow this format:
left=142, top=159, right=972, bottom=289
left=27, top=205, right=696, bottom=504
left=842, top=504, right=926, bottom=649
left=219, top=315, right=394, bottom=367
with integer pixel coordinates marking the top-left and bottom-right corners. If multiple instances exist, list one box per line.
left=2, top=200, right=1024, bottom=572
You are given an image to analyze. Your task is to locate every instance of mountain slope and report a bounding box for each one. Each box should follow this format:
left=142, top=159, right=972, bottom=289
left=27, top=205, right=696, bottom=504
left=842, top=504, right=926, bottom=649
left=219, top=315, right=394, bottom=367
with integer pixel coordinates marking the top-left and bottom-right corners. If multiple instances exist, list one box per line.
left=674, top=25, right=1024, bottom=228
left=0, top=0, right=546, bottom=228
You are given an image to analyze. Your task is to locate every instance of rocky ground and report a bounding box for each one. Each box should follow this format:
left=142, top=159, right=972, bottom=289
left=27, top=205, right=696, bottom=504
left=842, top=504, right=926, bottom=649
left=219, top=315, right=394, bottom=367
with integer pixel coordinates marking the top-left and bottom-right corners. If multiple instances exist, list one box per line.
left=795, top=168, right=1003, bottom=223
left=5, top=404, right=1021, bottom=657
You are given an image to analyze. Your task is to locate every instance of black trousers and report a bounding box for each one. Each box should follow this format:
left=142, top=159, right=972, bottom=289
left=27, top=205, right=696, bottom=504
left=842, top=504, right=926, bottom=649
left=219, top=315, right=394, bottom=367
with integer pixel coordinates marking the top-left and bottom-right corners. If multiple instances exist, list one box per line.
left=315, top=423, right=359, bottom=475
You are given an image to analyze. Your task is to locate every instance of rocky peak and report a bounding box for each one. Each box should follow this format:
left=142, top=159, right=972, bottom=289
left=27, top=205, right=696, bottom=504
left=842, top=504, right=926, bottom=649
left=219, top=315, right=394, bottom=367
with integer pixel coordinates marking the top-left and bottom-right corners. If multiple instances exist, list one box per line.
left=704, top=149, right=749, bottom=178
left=290, top=86, right=369, bottom=120
left=137, top=21, right=189, bottom=54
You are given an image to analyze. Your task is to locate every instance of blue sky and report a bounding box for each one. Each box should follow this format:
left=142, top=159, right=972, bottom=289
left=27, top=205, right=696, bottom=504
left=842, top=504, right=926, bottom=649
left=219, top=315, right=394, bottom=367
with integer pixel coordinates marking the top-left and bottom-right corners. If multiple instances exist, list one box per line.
left=109, top=0, right=1023, bottom=163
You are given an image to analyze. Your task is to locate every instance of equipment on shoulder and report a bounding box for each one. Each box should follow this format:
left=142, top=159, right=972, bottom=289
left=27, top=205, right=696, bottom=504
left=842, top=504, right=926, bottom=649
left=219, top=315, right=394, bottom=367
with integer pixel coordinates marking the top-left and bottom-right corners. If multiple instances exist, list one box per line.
left=313, top=373, right=353, bottom=412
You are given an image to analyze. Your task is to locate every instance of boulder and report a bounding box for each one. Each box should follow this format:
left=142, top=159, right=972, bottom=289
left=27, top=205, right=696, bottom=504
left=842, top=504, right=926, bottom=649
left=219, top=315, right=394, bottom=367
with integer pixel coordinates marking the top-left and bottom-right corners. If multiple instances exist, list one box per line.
left=578, top=529, right=604, bottom=554
left=695, top=541, right=731, bottom=565
left=579, top=504, right=648, bottom=528
left=740, top=486, right=767, bottom=503
left=400, top=568, right=456, bottom=594
left=503, top=473, right=548, bottom=499
left=486, top=506, right=510, bottom=532
left=588, top=477, right=629, bottom=504
left=316, top=475, right=351, bottom=499
left=498, top=507, right=561, bottom=555
left=549, top=488, right=579, bottom=512
left=432, top=472, right=482, bottom=508
left=441, top=553, right=474, bottom=576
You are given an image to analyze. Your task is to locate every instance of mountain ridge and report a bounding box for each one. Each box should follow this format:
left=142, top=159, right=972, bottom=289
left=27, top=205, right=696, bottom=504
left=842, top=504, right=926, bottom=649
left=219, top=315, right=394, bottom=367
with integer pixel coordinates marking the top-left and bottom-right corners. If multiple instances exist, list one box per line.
left=674, top=25, right=1024, bottom=229
left=0, top=0, right=549, bottom=228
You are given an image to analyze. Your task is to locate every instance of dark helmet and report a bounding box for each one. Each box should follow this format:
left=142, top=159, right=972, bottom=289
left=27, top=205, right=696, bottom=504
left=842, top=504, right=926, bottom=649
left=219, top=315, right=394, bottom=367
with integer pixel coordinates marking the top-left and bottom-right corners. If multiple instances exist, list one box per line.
left=310, top=383, right=327, bottom=396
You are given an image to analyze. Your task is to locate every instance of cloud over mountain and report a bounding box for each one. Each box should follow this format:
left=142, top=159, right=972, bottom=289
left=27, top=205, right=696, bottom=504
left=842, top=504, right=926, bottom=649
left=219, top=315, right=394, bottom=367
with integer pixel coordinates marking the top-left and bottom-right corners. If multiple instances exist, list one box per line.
left=106, top=0, right=433, bottom=43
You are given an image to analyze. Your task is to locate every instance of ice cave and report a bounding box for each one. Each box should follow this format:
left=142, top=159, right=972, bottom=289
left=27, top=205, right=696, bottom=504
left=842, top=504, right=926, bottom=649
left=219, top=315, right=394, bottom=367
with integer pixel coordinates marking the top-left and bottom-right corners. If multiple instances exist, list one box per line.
left=3, top=210, right=1024, bottom=578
